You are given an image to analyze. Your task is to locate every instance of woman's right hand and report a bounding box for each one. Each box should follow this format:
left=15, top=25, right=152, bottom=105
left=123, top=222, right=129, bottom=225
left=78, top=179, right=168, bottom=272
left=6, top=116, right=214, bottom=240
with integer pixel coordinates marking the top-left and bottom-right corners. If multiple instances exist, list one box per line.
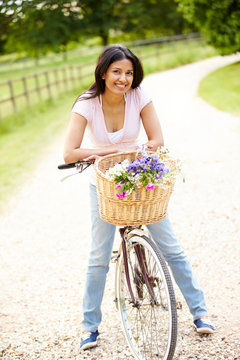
left=83, top=154, right=102, bottom=162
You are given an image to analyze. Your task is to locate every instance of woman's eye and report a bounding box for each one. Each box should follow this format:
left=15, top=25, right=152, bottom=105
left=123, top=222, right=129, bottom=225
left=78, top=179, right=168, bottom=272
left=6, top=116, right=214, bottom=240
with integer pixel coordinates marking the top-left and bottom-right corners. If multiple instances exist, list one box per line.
left=127, top=72, right=133, bottom=76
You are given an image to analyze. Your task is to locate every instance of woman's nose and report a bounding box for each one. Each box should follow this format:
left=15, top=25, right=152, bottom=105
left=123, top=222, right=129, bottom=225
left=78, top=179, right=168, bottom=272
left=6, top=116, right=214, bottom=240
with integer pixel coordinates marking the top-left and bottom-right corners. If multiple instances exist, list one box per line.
left=119, top=73, right=126, bottom=81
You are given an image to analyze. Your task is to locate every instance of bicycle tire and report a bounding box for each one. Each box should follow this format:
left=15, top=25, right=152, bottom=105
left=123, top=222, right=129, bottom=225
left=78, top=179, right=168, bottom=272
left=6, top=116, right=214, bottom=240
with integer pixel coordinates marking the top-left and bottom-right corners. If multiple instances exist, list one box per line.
left=116, top=234, right=177, bottom=360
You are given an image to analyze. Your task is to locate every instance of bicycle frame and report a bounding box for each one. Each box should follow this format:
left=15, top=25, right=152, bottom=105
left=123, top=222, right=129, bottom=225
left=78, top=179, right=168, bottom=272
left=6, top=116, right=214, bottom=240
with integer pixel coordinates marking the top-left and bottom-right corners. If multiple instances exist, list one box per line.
left=115, top=226, right=157, bottom=309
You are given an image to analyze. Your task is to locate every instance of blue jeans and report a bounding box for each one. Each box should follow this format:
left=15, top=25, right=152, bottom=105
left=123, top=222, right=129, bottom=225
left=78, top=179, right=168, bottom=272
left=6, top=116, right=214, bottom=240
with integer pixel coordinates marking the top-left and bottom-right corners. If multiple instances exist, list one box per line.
left=82, top=184, right=208, bottom=331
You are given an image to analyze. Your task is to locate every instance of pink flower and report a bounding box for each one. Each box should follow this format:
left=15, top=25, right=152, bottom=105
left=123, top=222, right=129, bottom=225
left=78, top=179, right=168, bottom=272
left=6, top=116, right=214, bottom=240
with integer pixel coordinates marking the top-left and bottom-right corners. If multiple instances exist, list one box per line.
left=115, top=183, right=121, bottom=189
left=145, top=183, right=155, bottom=190
left=116, top=191, right=127, bottom=199
left=122, top=191, right=127, bottom=198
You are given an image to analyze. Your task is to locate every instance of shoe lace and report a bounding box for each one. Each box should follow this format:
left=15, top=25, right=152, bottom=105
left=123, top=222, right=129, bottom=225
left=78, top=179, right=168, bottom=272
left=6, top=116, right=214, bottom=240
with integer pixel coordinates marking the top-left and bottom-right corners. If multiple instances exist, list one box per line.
left=197, top=319, right=213, bottom=326
left=82, top=332, right=91, bottom=341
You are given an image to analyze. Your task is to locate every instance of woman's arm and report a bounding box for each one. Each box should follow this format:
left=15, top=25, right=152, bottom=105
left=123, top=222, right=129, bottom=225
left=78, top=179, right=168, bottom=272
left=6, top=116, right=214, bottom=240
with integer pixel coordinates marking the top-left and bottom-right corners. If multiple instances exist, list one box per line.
left=63, top=113, right=121, bottom=163
left=141, top=102, right=164, bottom=151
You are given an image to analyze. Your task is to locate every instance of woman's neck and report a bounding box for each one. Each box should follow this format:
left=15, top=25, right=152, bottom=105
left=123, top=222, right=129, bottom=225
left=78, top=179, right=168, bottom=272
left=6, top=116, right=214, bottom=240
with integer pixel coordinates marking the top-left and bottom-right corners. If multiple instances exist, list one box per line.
left=101, top=92, right=125, bottom=107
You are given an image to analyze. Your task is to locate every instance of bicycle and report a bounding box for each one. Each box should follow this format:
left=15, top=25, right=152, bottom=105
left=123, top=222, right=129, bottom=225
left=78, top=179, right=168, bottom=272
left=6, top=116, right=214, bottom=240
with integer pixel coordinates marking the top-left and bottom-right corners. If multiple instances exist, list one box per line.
left=58, top=159, right=178, bottom=360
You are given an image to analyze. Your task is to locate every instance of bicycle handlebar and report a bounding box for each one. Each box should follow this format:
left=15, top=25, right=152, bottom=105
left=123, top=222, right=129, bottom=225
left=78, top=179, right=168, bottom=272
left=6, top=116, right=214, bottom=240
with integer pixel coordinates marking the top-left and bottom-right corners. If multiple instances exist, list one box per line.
left=58, top=160, right=94, bottom=170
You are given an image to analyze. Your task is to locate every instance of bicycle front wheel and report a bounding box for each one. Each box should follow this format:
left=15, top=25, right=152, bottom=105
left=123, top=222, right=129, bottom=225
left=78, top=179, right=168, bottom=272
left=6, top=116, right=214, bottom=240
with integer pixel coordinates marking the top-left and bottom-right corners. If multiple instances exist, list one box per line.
left=117, top=235, right=177, bottom=360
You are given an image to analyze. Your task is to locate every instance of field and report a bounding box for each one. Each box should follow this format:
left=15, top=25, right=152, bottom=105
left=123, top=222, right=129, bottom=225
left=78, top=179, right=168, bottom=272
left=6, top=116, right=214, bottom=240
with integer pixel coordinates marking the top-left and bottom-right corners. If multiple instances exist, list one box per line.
left=0, top=39, right=217, bottom=119
left=198, top=61, right=240, bottom=116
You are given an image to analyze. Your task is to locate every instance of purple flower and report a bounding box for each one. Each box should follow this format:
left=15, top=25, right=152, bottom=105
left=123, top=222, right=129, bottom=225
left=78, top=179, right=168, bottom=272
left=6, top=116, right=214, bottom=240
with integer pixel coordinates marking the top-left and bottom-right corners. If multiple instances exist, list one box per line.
left=127, top=161, right=140, bottom=174
left=145, top=184, right=155, bottom=190
left=115, top=183, right=121, bottom=189
left=156, top=173, right=163, bottom=180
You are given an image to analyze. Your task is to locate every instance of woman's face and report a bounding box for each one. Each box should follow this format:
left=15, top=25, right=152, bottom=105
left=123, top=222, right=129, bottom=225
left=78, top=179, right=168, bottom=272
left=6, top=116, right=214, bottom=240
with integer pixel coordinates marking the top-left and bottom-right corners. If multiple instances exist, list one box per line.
left=102, top=58, right=134, bottom=96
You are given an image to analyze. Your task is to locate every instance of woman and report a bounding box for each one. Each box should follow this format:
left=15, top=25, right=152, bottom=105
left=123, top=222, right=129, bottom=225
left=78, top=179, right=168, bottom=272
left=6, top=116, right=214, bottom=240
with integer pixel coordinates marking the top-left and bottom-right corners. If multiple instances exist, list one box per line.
left=63, top=44, right=214, bottom=351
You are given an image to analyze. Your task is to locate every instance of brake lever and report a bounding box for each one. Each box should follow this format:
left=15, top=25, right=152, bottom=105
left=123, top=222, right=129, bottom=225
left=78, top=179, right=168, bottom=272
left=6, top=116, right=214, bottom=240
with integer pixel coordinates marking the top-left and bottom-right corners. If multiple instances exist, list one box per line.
left=60, top=162, right=92, bottom=182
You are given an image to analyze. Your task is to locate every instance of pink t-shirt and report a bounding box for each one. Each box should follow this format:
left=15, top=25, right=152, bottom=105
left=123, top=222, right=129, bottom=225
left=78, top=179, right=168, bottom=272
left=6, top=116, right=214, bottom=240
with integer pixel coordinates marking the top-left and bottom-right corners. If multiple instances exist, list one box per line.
left=72, top=86, right=152, bottom=150
left=72, top=85, right=152, bottom=184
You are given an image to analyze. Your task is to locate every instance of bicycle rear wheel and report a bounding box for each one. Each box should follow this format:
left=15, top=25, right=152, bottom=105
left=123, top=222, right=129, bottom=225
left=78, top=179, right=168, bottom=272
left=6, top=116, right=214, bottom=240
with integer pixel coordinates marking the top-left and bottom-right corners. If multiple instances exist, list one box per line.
left=117, top=235, right=177, bottom=360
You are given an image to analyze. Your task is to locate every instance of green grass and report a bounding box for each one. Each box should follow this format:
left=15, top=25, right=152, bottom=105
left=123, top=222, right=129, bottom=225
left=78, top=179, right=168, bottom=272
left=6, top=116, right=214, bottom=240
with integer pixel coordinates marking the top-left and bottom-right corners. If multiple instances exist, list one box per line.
left=0, top=99, right=67, bottom=212
left=0, top=64, right=95, bottom=118
left=142, top=40, right=218, bottom=75
left=0, top=40, right=218, bottom=117
left=198, top=62, right=240, bottom=116
left=0, top=39, right=220, bottom=212
left=0, top=47, right=100, bottom=81
left=0, top=40, right=214, bottom=85
left=0, top=80, right=92, bottom=212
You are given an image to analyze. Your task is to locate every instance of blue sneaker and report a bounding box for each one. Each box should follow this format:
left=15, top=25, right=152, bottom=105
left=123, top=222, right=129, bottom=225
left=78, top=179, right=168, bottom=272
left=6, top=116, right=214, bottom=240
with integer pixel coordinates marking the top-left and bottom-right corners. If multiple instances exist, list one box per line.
left=80, top=330, right=99, bottom=350
left=194, top=318, right=215, bottom=334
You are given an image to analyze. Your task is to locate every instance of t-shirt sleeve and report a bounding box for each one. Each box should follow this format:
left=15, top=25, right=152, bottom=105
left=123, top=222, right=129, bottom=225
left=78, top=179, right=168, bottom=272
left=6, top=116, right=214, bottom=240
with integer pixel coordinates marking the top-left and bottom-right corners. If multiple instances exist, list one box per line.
left=138, top=86, right=152, bottom=111
left=72, top=97, right=92, bottom=124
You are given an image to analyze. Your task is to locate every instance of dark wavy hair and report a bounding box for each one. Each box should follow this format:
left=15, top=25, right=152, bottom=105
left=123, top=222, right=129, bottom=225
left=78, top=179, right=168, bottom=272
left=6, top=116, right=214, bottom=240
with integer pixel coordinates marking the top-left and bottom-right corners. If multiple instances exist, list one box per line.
left=74, top=44, right=144, bottom=103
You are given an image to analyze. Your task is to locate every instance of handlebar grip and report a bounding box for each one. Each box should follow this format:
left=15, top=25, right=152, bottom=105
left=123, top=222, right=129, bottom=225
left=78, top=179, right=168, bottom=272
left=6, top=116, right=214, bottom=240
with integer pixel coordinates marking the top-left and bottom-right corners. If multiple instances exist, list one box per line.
left=58, top=163, right=76, bottom=169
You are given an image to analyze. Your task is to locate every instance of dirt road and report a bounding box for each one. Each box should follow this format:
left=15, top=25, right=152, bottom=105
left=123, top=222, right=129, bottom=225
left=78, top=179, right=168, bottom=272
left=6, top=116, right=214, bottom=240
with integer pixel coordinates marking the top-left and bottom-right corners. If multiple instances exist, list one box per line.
left=1, top=54, right=240, bottom=360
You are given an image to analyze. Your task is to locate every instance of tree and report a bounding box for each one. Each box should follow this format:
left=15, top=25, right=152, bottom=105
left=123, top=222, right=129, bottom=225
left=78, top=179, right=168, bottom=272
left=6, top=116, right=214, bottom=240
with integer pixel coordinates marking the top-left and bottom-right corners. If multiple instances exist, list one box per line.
left=121, top=0, right=192, bottom=37
left=79, top=0, right=122, bottom=46
left=0, top=0, right=19, bottom=53
left=1, top=0, right=83, bottom=56
left=176, top=0, right=240, bottom=54
left=0, top=0, right=194, bottom=56
left=79, top=0, right=193, bottom=45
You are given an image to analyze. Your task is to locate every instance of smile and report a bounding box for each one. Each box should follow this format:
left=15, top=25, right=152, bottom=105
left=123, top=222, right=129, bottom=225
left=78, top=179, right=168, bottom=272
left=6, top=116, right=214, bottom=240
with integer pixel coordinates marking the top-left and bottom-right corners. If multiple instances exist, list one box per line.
left=114, top=84, right=126, bottom=89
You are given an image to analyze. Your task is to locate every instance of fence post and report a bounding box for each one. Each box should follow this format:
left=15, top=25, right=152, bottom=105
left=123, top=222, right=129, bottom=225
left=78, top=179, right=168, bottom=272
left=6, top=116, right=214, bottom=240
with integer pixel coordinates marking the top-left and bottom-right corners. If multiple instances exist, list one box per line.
left=62, top=67, right=68, bottom=90
left=45, top=71, right=51, bottom=98
left=137, top=46, right=142, bottom=59
left=70, top=65, right=76, bottom=88
left=155, top=44, right=160, bottom=58
left=54, top=68, right=60, bottom=93
left=77, top=65, right=82, bottom=81
left=22, top=76, right=30, bottom=106
left=34, top=74, right=41, bottom=100
left=8, top=80, right=17, bottom=113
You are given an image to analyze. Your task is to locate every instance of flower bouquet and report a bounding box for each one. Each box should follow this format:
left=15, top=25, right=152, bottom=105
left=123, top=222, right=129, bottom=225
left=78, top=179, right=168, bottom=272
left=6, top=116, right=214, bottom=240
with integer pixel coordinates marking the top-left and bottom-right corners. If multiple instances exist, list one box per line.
left=105, top=147, right=180, bottom=199
left=95, top=147, right=181, bottom=226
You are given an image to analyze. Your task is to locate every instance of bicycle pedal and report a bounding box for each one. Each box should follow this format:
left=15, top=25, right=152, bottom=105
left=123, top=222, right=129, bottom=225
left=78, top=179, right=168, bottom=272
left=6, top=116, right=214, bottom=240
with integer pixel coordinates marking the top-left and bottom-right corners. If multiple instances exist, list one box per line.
left=176, top=301, right=183, bottom=309
left=111, top=252, right=119, bottom=262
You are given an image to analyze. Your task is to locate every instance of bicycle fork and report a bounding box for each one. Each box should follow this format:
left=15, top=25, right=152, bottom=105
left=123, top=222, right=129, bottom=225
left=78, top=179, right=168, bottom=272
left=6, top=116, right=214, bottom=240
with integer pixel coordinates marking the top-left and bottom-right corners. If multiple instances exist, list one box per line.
left=119, top=228, right=157, bottom=307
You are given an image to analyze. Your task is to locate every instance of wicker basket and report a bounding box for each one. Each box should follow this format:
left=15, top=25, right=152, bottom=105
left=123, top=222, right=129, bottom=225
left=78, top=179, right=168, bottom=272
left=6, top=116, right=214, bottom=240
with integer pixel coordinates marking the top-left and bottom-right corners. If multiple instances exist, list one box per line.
left=95, top=152, right=175, bottom=226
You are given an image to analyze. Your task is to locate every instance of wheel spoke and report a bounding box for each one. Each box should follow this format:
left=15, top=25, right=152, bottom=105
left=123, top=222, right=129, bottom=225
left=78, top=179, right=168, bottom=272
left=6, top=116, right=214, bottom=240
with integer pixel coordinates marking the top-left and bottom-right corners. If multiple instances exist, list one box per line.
left=117, top=236, right=177, bottom=360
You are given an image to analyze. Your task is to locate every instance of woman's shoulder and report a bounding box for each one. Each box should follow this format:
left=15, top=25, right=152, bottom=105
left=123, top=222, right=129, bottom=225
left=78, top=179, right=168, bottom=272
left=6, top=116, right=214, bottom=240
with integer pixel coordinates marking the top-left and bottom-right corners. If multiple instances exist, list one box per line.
left=128, top=85, right=150, bottom=98
left=76, top=92, right=98, bottom=104
left=72, top=93, right=99, bottom=121
left=127, top=85, right=152, bottom=108
left=73, top=93, right=98, bottom=109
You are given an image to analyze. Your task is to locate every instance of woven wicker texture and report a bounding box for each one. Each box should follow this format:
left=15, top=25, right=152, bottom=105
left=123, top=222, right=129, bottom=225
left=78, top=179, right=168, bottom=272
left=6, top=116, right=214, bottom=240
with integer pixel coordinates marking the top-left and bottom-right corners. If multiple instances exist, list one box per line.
left=95, top=152, right=174, bottom=226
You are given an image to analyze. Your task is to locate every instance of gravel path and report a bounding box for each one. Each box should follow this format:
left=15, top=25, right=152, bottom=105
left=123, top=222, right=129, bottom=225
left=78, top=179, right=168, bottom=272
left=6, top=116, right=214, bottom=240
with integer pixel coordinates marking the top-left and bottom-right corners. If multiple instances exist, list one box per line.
left=1, top=54, right=240, bottom=360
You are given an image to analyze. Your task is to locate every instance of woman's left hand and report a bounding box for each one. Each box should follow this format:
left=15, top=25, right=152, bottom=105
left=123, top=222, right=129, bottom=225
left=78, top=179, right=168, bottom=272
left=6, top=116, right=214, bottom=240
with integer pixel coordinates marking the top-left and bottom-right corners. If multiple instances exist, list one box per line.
left=121, top=145, right=139, bottom=152
left=144, top=140, right=159, bottom=151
